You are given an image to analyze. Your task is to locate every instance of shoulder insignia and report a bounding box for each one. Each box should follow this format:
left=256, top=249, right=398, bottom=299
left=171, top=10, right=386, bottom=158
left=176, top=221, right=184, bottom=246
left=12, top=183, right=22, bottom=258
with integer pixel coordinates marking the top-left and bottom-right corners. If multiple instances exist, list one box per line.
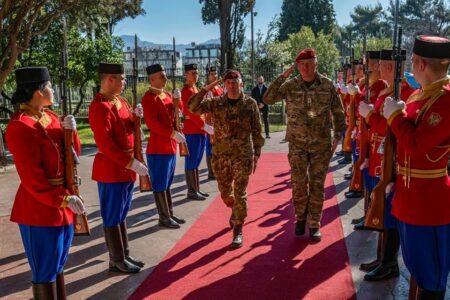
left=427, top=112, right=442, bottom=127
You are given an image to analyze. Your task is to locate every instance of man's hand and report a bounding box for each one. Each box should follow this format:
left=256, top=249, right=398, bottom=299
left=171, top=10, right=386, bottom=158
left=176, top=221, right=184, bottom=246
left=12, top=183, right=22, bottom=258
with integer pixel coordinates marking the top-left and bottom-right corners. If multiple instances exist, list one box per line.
left=203, top=79, right=221, bottom=92
left=252, top=156, right=259, bottom=174
left=66, top=195, right=85, bottom=214
left=258, top=103, right=264, bottom=109
left=331, top=137, right=339, bottom=154
left=172, top=88, right=181, bottom=99
left=134, top=103, right=144, bottom=118
left=359, top=102, right=374, bottom=118
left=203, top=124, right=214, bottom=135
left=172, top=130, right=186, bottom=143
left=385, top=182, right=396, bottom=194
left=62, top=115, right=77, bottom=130
left=282, top=64, right=295, bottom=79
left=351, top=128, right=357, bottom=139
left=340, top=84, right=348, bottom=94
left=129, top=159, right=148, bottom=176
left=347, top=84, right=361, bottom=95
left=382, top=97, right=406, bottom=119
left=360, top=158, right=369, bottom=170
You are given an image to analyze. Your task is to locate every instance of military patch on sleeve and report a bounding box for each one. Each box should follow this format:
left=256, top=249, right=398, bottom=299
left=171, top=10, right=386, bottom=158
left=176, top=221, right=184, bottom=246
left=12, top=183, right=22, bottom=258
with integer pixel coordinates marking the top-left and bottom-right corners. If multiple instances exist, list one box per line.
left=427, top=112, right=442, bottom=127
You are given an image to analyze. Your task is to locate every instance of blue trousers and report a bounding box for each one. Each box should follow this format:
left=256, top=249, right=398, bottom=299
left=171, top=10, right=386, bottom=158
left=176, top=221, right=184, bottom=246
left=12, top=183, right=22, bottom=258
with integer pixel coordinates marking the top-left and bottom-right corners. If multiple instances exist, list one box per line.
left=185, top=134, right=206, bottom=170
left=384, top=192, right=397, bottom=229
left=397, top=221, right=450, bottom=291
left=19, top=224, right=73, bottom=283
left=146, top=154, right=176, bottom=192
left=352, top=140, right=359, bottom=162
left=206, top=134, right=213, bottom=157
left=98, top=182, right=134, bottom=227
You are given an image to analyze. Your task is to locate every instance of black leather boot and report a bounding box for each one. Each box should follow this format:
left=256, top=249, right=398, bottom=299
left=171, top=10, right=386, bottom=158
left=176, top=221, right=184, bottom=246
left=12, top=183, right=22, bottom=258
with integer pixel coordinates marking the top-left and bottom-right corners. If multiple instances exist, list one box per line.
left=154, top=192, right=180, bottom=229
left=166, top=189, right=185, bottom=224
left=206, top=155, right=215, bottom=180
left=345, top=191, right=364, bottom=198
left=344, top=173, right=353, bottom=180
left=360, top=231, right=383, bottom=272
left=32, top=281, right=57, bottom=300
left=354, top=219, right=370, bottom=230
left=420, top=290, right=445, bottom=300
left=364, top=229, right=400, bottom=281
left=309, top=228, right=322, bottom=242
left=351, top=215, right=365, bottom=225
left=338, top=152, right=352, bottom=164
left=186, top=170, right=206, bottom=200
left=195, top=168, right=209, bottom=197
left=335, top=150, right=344, bottom=156
left=56, top=272, right=66, bottom=300
left=231, top=224, right=243, bottom=248
left=120, top=222, right=145, bottom=268
left=104, top=226, right=141, bottom=273
left=295, top=220, right=306, bottom=236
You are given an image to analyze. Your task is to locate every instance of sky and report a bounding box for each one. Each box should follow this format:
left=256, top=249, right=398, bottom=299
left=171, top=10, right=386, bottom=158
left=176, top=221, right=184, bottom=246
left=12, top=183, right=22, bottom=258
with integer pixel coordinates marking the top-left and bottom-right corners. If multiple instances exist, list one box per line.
left=114, top=0, right=391, bottom=44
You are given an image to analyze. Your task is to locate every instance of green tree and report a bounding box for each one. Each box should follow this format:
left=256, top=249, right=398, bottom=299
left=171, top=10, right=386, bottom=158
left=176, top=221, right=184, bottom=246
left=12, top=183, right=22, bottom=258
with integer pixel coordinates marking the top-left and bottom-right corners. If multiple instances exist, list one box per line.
left=350, top=4, right=390, bottom=38
left=199, top=0, right=255, bottom=71
left=278, top=0, right=335, bottom=41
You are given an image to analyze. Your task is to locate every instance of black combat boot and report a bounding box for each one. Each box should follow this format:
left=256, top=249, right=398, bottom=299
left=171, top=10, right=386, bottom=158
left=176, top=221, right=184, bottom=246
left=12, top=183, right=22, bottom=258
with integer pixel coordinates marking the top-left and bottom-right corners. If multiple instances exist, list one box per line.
left=335, top=150, right=344, bottom=156
left=104, top=226, right=141, bottom=273
left=351, top=215, right=365, bottom=225
left=295, top=220, right=306, bottom=236
left=360, top=231, right=383, bottom=272
left=185, top=170, right=206, bottom=200
left=345, top=191, right=364, bottom=198
left=338, top=152, right=352, bottom=164
left=166, top=189, right=186, bottom=224
left=231, top=224, right=243, bottom=248
left=206, top=155, right=215, bottom=180
left=344, top=172, right=353, bottom=180
left=119, top=221, right=145, bottom=268
left=56, top=272, right=66, bottom=300
left=364, top=229, right=400, bottom=281
left=32, top=281, right=57, bottom=300
left=194, top=168, right=209, bottom=197
left=154, top=192, right=180, bottom=228
left=309, top=228, right=322, bottom=242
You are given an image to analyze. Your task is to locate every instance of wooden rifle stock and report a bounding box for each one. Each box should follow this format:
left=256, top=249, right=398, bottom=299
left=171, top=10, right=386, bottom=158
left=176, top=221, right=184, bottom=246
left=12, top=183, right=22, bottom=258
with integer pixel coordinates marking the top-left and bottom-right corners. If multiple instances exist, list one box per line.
left=132, top=36, right=152, bottom=192
left=343, top=49, right=356, bottom=153
left=173, top=97, right=189, bottom=156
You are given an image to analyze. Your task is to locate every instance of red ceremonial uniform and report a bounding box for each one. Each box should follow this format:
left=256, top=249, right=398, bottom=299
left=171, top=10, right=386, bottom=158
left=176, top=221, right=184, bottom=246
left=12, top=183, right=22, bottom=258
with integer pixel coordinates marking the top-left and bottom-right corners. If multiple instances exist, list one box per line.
left=181, top=85, right=206, bottom=134
left=6, top=106, right=81, bottom=226
left=353, top=80, right=366, bottom=150
left=141, top=87, right=181, bottom=155
left=366, top=80, right=415, bottom=176
left=88, top=93, right=136, bottom=183
left=388, top=78, right=450, bottom=225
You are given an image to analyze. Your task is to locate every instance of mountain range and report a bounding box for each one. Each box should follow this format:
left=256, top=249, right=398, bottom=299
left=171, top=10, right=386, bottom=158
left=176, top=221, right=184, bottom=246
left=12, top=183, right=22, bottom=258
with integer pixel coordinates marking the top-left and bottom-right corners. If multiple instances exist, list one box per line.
left=119, top=35, right=220, bottom=53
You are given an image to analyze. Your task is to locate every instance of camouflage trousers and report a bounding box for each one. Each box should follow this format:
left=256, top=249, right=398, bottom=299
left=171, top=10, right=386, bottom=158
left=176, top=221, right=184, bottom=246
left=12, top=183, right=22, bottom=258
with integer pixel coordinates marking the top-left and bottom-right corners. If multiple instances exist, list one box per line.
left=288, top=144, right=332, bottom=228
left=211, top=153, right=253, bottom=225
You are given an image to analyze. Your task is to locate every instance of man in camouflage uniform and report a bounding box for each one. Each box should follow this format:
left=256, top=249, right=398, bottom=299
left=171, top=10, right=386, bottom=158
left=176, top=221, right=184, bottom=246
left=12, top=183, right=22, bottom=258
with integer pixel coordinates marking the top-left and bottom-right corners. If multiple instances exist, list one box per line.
left=188, top=69, right=265, bottom=248
left=264, top=48, right=345, bottom=242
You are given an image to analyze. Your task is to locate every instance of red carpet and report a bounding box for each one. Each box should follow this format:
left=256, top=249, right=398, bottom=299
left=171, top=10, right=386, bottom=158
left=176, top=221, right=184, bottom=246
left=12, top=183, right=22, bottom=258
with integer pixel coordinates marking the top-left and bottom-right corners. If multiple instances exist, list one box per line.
left=130, top=153, right=355, bottom=300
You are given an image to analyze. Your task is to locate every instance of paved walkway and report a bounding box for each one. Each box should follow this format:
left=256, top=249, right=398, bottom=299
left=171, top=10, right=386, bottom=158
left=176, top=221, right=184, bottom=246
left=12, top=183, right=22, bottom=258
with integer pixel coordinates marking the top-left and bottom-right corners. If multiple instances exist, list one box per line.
left=0, top=131, right=448, bottom=299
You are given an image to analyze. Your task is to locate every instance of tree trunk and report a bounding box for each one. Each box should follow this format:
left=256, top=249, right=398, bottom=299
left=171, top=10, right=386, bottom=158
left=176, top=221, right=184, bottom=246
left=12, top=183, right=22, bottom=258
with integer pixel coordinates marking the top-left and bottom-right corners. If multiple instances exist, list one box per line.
left=219, top=0, right=232, bottom=72
left=72, top=78, right=89, bottom=116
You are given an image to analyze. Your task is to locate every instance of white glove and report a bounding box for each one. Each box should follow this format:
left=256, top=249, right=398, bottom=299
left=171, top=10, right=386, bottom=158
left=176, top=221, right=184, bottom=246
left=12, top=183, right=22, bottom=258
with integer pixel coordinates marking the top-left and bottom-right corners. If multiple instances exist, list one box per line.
left=129, top=159, right=148, bottom=176
left=360, top=158, right=369, bottom=171
left=340, top=84, right=348, bottom=94
left=359, top=102, right=374, bottom=118
left=206, top=91, right=213, bottom=99
left=173, top=88, right=181, bottom=99
left=347, top=84, right=360, bottom=95
left=62, top=115, right=76, bottom=130
left=385, top=182, right=396, bottom=195
left=382, top=97, right=406, bottom=119
left=203, top=123, right=214, bottom=135
left=134, top=104, right=143, bottom=118
left=67, top=195, right=85, bottom=214
left=173, top=130, right=186, bottom=143
left=351, top=128, right=357, bottom=139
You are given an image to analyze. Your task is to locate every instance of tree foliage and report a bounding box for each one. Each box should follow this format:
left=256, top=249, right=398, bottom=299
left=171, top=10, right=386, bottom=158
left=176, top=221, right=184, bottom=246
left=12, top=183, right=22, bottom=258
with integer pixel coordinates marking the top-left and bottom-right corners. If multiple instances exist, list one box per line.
left=199, top=0, right=254, bottom=71
left=350, top=3, right=390, bottom=38
left=278, top=0, right=335, bottom=41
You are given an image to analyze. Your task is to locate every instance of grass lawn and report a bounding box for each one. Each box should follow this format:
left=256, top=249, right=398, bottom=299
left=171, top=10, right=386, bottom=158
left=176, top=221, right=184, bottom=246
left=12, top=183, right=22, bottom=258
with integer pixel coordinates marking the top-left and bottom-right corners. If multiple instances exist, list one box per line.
left=77, top=122, right=287, bottom=145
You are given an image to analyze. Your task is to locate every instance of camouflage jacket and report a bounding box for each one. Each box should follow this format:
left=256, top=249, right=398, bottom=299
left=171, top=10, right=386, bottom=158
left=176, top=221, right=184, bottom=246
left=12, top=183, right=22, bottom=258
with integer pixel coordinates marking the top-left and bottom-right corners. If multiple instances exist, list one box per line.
left=264, top=73, right=345, bottom=147
left=188, top=90, right=265, bottom=158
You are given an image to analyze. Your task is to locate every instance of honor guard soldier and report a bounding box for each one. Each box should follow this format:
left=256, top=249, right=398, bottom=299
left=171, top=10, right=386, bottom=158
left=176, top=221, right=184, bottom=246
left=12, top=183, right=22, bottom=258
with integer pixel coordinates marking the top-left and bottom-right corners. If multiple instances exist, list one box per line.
left=88, top=63, right=146, bottom=273
left=358, top=48, right=415, bottom=281
left=5, top=67, right=85, bottom=298
left=382, top=36, right=450, bottom=300
left=204, top=66, right=223, bottom=180
left=182, top=63, right=212, bottom=200
left=188, top=69, right=265, bottom=248
left=141, top=64, right=185, bottom=229
left=264, top=48, right=345, bottom=242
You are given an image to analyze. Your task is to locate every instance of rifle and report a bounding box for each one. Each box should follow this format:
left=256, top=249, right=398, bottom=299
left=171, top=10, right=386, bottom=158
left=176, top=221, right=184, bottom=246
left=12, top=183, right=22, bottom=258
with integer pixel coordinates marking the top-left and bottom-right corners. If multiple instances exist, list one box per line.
left=61, top=16, right=90, bottom=236
left=132, top=34, right=152, bottom=192
left=349, top=33, right=368, bottom=194
left=365, top=24, right=403, bottom=231
left=342, top=45, right=355, bottom=154
left=172, top=37, right=189, bottom=156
